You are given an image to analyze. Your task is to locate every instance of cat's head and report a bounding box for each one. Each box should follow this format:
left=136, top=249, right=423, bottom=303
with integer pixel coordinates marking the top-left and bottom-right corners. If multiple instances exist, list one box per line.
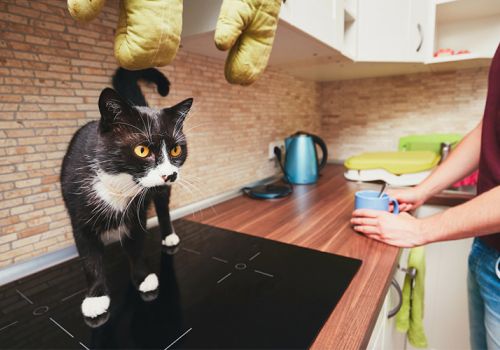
left=96, top=88, right=193, bottom=188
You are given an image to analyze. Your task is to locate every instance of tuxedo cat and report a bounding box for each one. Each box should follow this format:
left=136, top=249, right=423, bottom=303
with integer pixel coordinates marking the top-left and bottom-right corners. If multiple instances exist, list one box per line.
left=61, top=68, right=193, bottom=319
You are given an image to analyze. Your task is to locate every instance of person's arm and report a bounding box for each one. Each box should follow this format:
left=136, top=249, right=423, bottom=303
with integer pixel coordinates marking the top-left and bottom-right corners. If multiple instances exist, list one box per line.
left=351, top=185, right=500, bottom=247
left=421, top=185, right=500, bottom=242
left=351, top=120, right=486, bottom=248
left=417, top=121, right=482, bottom=197
left=388, top=121, right=483, bottom=212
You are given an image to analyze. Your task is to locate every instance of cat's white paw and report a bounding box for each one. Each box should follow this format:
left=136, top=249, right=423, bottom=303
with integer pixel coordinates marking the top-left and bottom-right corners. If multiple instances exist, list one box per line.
left=139, top=273, right=159, bottom=293
left=81, top=295, right=110, bottom=318
left=162, top=233, right=180, bottom=247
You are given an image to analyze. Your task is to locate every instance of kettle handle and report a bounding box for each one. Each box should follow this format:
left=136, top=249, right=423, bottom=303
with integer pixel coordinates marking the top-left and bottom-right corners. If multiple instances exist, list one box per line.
left=310, top=133, right=328, bottom=171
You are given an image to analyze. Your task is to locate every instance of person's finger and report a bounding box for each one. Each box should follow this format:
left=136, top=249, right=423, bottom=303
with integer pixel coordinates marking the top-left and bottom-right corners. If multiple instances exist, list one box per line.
left=351, top=217, right=378, bottom=226
left=365, top=233, right=384, bottom=242
left=352, top=209, right=382, bottom=218
left=399, top=203, right=410, bottom=212
left=353, top=225, right=380, bottom=235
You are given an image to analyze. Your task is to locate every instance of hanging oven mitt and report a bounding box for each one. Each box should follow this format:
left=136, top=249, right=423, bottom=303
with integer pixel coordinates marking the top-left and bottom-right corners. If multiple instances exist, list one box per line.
left=67, top=0, right=183, bottom=70
left=214, top=0, right=282, bottom=85
left=396, top=247, right=428, bottom=348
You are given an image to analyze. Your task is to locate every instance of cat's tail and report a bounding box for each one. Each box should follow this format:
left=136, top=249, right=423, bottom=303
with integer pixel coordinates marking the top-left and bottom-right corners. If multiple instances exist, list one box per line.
left=111, top=67, right=170, bottom=107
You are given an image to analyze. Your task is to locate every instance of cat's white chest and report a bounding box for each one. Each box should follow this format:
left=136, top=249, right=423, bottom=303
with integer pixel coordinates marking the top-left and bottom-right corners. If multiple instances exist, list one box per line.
left=92, top=171, right=143, bottom=212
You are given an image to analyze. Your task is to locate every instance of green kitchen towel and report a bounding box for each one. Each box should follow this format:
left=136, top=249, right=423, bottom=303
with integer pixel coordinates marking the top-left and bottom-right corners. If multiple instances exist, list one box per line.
left=396, top=247, right=428, bottom=348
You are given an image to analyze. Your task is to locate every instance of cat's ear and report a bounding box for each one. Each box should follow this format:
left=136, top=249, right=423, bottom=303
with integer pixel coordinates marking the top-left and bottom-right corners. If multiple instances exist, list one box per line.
left=164, top=98, right=193, bottom=127
left=98, top=88, right=133, bottom=132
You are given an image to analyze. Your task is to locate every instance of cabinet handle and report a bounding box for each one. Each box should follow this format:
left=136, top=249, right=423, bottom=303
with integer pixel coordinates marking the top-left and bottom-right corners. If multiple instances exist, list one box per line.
left=416, top=23, right=423, bottom=52
left=387, top=278, right=403, bottom=318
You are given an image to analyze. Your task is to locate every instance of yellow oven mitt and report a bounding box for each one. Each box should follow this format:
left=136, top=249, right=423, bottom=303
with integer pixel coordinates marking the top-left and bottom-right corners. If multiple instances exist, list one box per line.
left=214, top=0, right=282, bottom=85
left=67, top=0, right=182, bottom=70
left=67, top=0, right=281, bottom=84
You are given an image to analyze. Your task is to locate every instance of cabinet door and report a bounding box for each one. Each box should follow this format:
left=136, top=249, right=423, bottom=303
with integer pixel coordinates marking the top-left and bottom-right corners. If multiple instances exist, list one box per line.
left=357, top=0, right=411, bottom=62
left=383, top=275, right=407, bottom=349
left=279, top=0, right=337, bottom=47
left=407, top=0, right=432, bottom=61
left=367, top=295, right=388, bottom=350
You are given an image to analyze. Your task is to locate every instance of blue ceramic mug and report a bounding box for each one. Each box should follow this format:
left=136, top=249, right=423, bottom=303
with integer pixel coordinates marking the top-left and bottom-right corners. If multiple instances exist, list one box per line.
left=354, top=190, right=399, bottom=214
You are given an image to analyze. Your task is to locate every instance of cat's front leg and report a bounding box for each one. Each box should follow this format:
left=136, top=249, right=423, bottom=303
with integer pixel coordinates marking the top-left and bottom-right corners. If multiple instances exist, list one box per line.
left=122, top=223, right=159, bottom=295
left=74, top=230, right=110, bottom=320
left=153, top=189, right=180, bottom=247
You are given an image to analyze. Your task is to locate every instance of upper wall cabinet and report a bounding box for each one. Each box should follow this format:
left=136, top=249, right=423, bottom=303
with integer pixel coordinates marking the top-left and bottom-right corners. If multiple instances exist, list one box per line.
left=180, top=0, right=499, bottom=81
left=181, top=0, right=346, bottom=67
left=279, top=0, right=340, bottom=49
left=427, top=0, right=500, bottom=64
left=355, top=0, right=431, bottom=62
left=409, top=0, right=433, bottom=61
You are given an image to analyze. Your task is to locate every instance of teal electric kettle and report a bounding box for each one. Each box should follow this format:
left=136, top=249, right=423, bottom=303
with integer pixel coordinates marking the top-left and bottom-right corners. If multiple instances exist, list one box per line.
left=284, top=131, right=328, bottom=185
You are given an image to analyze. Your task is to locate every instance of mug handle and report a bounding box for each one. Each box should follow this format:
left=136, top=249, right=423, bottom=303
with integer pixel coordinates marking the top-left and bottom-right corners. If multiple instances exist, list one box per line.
left=390, top=197, right=400, bottom=214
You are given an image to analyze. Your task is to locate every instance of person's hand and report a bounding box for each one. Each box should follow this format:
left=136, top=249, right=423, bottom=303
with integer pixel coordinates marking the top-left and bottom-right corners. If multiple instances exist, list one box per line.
left=387, top=186, right=428, bottom=212
left=351, top=209, right=425, bottom=247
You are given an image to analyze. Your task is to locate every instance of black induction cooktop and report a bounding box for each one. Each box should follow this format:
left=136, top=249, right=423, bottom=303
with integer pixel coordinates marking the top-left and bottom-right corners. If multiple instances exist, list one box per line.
left=0, top=220, right=361, bottom=349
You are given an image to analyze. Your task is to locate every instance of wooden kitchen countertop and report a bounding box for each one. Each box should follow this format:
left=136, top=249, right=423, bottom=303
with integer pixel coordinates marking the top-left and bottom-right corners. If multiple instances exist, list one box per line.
left=186, top=165, right=400, bottom=349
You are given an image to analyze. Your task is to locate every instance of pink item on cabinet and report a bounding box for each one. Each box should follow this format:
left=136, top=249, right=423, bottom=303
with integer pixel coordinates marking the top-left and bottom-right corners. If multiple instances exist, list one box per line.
left=434, top=49, right=454, bottom=57
left=452, top=170, right=478, bottom=188
left=433, top=49, right=471, bottom=58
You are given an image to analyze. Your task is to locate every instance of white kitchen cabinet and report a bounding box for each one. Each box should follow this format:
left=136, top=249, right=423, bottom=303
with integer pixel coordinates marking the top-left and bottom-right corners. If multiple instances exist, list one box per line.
left=367, top=266, right=406, bottom=350
left=408, top=0, right=433, bottom=61
left=183, top=0, right=344, bottom=52
left=356, top=0, right=412, bottom=62
left=181, top=0, right=346, bottom=70
left=367, top=294, right=388, bottom=350
left=181, top=0, right=498, bottom=81
left=356, top=0, right=432, bottom=62
left=182, top=0, right=222, bottom=38
left=279, top=0, right=340, bottom=49
left=427, top=0, right=500, bottom=65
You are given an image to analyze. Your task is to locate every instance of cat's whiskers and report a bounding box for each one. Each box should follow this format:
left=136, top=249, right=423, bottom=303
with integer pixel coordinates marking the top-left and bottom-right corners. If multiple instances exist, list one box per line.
left=181, top=177, right=217, bottom=216
left=182, top=121, right=210, bottom=135
left=136, top=108, right=152, bottom=143
left=135, top=188, right=150, bottom=233
left=174, top=180, right=203, bottom=219
left=177, top=181, right=209, bottom=217
left=172, top=107, right=190, bottom=142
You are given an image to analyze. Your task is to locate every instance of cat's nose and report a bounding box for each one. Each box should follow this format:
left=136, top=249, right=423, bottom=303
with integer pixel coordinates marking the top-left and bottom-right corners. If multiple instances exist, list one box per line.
left=162, top=172, right=177, bottom=183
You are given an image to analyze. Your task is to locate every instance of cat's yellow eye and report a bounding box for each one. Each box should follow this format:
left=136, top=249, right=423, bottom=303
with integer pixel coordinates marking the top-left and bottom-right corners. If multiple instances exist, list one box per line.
left=170, top=145, right=182, bottom=158
left=134, top=145, right=150, bottom=158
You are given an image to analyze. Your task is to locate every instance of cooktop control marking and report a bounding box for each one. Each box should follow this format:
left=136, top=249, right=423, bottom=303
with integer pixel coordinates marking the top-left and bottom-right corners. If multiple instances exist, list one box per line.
left=217, top=272, right=232, bottom=284
left=8, top=288, right=92, bottom=349
left=164, top=327, right=193, bottom=350
left=0, top=321, right=18, bottom=333
left=15, top=289, right=34, bottom=305
left=254, top=270, right=274, bottom=278
left=49, top=317, right=74, bottom=338
left=182, top=248, right=201, bottom=255
left=61, top=288, right=87, bottom=302
left=32, top=305, right=50, bottom=316
left=249, top=252, right=261, bottom=261
left=235, top=263, right=247, bottom=270
left=79, top=341, right=90, bottom=350
left=211, top=256, right=228, bottom=263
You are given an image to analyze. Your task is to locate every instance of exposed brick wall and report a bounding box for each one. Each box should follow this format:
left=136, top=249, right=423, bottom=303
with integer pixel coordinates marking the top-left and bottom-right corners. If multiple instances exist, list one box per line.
left=320, top=68, right=488, bottom=160
left=0, top=0, right=320, bottom=267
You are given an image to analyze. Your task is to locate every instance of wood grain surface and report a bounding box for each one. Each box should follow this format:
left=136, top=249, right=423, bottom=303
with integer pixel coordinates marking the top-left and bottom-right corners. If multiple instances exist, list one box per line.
left=185, top=165, right=400, bottom=349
